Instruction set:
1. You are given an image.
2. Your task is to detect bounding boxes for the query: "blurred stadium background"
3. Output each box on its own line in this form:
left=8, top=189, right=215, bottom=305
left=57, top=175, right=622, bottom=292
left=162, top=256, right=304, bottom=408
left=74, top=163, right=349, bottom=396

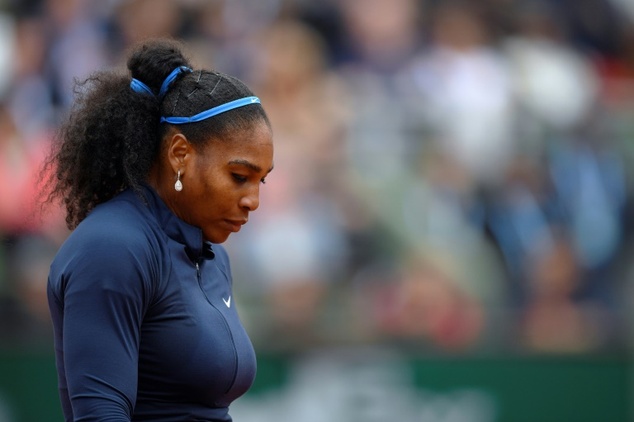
left=0, top=0, right=633, bottom=420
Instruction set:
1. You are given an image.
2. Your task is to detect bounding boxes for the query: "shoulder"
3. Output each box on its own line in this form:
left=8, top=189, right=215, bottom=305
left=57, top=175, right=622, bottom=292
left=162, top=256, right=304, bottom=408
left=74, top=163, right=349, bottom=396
left=69, top=192, right=158, bottom=254
left=50, top=191, right=167, bottom=292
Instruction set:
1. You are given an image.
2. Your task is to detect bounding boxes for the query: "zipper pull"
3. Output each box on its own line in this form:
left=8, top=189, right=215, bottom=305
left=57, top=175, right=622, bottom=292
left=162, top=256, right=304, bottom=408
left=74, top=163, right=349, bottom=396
left=195, top=262, right=200, bottom=278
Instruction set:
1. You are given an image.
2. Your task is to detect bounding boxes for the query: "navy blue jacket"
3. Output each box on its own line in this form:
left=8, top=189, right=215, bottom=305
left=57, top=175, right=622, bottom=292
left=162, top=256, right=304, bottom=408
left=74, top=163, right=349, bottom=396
left=47, top=185, right=256, bottom=421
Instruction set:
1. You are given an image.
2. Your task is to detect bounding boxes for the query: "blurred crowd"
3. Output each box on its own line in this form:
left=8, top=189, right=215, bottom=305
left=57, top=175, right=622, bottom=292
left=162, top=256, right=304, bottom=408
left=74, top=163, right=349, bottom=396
left=1, top=0, right=634, bottom=356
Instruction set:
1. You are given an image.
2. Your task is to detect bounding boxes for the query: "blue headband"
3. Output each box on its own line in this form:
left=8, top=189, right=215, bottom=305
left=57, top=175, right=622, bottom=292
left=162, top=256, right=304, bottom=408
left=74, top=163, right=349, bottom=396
left=158, top=66, right=192, bottom=98
left=130, top=78, right=153, bottom=96
left=130, top=66, right=193, bottom=98
left=161, top=96, right=261, bottom=124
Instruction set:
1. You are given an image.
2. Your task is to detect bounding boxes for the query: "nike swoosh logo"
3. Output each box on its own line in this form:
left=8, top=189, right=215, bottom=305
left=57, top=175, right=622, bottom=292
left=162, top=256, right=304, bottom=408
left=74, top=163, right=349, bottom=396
left=223, top=296, right=231, bottom=308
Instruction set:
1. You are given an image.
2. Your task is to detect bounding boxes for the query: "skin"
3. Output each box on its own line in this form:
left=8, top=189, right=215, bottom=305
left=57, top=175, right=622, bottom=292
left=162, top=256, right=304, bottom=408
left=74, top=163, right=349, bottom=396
left=148, top=119, right=274, bottom=243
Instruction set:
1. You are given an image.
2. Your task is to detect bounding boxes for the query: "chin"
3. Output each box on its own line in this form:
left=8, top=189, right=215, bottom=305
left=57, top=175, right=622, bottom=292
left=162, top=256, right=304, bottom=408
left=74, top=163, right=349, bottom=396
left=206, top=233, right=230, bottom=244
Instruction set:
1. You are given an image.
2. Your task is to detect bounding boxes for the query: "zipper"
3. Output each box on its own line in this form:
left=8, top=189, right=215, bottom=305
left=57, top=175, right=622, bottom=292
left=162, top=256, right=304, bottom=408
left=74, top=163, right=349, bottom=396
left=194, top=260, right=239, bottom=394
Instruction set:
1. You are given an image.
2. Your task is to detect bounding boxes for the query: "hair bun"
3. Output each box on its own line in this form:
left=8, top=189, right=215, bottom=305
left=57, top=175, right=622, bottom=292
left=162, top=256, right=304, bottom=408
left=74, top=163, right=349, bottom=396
left=127, top=39, right=192, bottom=95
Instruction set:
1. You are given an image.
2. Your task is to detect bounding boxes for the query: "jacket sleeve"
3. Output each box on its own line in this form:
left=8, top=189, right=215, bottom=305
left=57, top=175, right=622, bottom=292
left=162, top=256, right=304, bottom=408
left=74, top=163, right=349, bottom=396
left=49, top=225, right=157, bottom=422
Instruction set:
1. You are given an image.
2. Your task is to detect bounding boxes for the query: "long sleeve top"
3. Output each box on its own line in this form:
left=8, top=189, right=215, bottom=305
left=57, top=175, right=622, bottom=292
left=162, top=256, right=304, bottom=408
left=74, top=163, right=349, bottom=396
left=47, top=185, right=257, bottom=421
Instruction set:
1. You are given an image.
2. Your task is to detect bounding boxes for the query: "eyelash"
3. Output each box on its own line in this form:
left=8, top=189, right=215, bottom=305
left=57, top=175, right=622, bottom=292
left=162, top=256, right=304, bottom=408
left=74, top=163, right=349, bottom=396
left=232, top=174, right=267, bottom=184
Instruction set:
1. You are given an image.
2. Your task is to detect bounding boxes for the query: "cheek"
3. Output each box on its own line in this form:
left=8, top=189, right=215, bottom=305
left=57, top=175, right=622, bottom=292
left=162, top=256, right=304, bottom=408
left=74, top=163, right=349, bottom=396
left=191, top=175, right=233, bottom=216
left=195, top=182, right=237, bottom=243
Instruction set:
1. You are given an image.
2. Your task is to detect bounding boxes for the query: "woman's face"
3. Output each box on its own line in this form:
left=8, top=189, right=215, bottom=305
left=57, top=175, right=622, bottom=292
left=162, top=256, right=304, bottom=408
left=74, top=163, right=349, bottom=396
left=177, top=119, right=274, bottom=243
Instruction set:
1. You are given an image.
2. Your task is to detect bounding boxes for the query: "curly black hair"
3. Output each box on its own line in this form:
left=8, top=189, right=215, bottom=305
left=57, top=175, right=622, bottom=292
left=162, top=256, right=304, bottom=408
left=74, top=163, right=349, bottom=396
left=43, top=38, right=269, bottom=230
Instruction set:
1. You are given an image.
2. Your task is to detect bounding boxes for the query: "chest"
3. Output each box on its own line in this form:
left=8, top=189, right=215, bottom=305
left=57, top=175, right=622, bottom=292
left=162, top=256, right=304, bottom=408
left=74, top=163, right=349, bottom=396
left=136, top=243, right=256, bottom=407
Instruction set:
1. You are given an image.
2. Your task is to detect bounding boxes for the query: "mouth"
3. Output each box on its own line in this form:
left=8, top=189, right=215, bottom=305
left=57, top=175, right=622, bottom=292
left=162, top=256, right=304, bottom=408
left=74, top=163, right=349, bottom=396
left=224, top=219, right=247, bottom=232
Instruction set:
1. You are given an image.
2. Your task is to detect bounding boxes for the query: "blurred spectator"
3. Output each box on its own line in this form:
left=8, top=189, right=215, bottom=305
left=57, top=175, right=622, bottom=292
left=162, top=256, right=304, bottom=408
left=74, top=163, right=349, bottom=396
left=592, top=21, right=634, bottom=131
left=112, top=0, right=185, bottom=55
left=408, top=0, right=515, bottom=187
left=485, top=154, right=558, bottom=306
left=0, top=103, right=55, bottom=236
left=337, top=0, right=423, bottom=72
left=503, top=2, right=600, bottom=136
left=185, top=0, right=286, bottom=76
left=365, top=256, right=487, bottom=351
left=43, top=0, right=109, bottom=109
left=6, top=15, right=54, bottom=141
left=521, top=232, right=609, bottom=352
left=548, top=133, right=626, bottom=307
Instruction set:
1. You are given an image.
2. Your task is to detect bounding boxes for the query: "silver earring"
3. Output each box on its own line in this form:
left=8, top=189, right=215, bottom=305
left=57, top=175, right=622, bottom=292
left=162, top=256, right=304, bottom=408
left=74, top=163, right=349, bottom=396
left=175, top=170, right=183, bottom=192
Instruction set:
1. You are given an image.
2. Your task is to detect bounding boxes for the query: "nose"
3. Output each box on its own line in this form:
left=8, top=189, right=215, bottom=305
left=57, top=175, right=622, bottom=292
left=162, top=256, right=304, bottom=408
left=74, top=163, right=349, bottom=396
left=239, top=187, right=260, bottom=212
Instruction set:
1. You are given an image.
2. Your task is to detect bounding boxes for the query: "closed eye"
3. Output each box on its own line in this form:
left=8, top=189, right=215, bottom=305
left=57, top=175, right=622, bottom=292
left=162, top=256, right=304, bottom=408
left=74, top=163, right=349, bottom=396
left=232, top=174, right=247, bottom=183
left=232, top=174, right=267, bottom=185
left=228, top=159, right=273, bottom=186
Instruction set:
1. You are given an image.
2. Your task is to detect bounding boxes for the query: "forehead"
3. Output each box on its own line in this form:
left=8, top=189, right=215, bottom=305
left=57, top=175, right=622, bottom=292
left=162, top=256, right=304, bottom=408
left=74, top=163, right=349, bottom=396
left=202, top=120, right=273, bottom=164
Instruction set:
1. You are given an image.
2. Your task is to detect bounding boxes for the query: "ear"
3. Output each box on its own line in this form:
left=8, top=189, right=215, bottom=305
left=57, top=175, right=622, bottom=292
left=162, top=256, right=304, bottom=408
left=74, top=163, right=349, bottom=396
left=166, top=132, right=193, bottom=175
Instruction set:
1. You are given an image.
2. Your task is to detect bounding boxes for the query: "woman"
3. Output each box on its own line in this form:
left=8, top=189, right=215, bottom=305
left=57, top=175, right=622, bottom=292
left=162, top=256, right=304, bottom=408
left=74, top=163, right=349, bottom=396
left=44, top=39, right=274, bottom=421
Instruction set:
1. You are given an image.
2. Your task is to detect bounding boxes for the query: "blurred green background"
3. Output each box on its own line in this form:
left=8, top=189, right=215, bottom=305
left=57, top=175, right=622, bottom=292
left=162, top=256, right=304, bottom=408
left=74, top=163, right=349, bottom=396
left=1, top=0, right=633, bottom=420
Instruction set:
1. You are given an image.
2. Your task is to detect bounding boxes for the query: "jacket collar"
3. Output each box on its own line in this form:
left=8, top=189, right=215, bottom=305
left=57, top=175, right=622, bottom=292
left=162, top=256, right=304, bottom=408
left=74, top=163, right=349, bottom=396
left=140, top=184, right=215, bottom=261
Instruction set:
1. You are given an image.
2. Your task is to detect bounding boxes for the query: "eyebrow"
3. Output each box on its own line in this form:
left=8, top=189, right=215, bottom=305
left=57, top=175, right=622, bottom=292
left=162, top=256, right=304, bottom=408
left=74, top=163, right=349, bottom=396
left=228, top=159, right=274, bottom=174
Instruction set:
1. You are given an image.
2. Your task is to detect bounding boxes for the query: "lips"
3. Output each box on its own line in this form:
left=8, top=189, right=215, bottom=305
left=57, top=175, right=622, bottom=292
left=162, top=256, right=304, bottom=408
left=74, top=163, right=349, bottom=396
left=224, top=219, right=247, bottom=232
